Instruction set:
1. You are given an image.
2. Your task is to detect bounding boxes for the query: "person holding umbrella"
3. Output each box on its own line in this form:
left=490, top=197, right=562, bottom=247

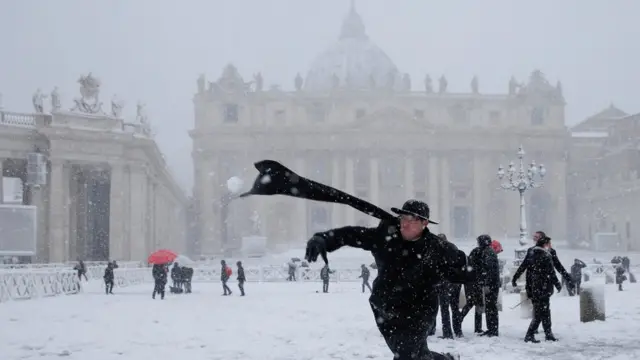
left=148, top=249, right=177, bottom=300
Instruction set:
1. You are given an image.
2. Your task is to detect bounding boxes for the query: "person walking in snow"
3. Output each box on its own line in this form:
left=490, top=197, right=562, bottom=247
left=359, top=264, right=372, bottom=293
left=512, top=235, right=561, bottom=343
left=103, top=262, right=115, bottom=294
left=221, top=260, right=232, bottom=295
left=152, top=264, right=167, bottom=300
left=236, top=261, right=246, bottom=296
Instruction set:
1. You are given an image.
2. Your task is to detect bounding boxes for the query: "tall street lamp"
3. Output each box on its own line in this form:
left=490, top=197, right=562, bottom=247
left=497, top=145, right=546, bottom=264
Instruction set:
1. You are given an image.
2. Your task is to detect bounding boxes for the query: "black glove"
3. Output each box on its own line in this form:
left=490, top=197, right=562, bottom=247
left=305, top=235, right=328, bottom=264
left=556, top=283, right=562, bottom=292
left=511, top=281, right=518, bottom=289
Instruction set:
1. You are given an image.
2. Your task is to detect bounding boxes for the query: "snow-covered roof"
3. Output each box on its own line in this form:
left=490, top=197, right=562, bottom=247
left=571, top=131, right=608, bottom=138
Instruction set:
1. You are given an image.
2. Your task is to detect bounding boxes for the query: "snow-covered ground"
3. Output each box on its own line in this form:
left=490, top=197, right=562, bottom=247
left=1, top=279, right=639, bottom=360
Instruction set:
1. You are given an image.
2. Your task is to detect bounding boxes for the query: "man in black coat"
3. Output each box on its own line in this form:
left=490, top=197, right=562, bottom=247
left=359, top=264, right=372, bottom=293
left=103, top=262, right=115, bottom=295
left=237, top=261, right=246, bottom=296
left=463, top=234, right=501, bottom=337
left=512, top=236, right=561, bottom=343
left=533, top=231, right=572, bottom=285
left=306, top=200, right=464, bottom=360
left=434, top=233, right=466, bottom=339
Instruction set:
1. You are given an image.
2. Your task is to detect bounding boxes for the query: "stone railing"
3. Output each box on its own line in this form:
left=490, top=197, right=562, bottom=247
left=0, top=111, right=37, bottom=128
left=0, top=269, right=80, bottom=302
left=0, top=261, right=144, bottom=270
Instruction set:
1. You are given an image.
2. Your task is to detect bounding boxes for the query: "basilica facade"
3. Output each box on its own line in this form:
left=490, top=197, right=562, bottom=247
left=190, top=4, right=569, bottom=255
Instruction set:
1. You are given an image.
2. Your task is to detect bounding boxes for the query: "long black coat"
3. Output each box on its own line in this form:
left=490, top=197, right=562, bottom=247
left=316, top=218, right=467, bottom=316
left=468, top=245, right=501, bottom=289
left=512, top=247, right=560, bottom=300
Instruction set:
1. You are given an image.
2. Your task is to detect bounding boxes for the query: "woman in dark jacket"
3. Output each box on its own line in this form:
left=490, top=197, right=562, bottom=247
left=512, top=236, right=561, bottom=343
left=152, top=264, right=167, bottom=300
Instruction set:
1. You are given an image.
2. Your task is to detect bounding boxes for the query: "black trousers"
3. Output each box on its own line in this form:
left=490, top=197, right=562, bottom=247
left=460, top=286, right=499, bottom=334
left=483, top=286, right=500, bottom=335
left=362, top=278, right=372, bottom=293
left=238, top=280, right=245, bottom=295
left=439, top=284, right=462, bottom=337
left=528, top=296, right=552, bottom=337
left=222, top=280, right=232, bottom=294
left=104, top=280, right=114, bottom=294
left=460, top=287, right=484, bottom=333
left=371, top=302, right=451, bottom=360
left=153, top=280, right=165, bottom=299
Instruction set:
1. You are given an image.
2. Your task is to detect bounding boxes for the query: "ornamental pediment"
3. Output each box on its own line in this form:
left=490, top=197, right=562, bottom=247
left=342, top=106, right=434, bottom=132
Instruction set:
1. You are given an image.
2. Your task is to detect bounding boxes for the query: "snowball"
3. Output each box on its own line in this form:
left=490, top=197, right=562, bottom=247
left=226, top=176, right=244, bottom=194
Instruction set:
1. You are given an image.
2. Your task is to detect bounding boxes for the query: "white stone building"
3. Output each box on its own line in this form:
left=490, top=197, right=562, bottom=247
left=191, top=4, right=569, bottom=255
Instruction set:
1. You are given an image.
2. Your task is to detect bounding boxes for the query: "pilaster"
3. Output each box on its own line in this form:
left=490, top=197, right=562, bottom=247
left=48, top=159, right=70, bottom=263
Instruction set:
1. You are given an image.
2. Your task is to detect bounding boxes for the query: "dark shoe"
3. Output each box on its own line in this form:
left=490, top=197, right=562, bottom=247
left=438, top=334, right=454, bottom=340
left=444, top=353, right=460, bottom=360
left=455, top=332, right=464, bottom=338
left=474, top=329, right=485, bottom=334
left=545, top=334, right=558, bottom=342
left=480, top=330, right=499, bottom=337
left=524, top=335, right=540, bottom=343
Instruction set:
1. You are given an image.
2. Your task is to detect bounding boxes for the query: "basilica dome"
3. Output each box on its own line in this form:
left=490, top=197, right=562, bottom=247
left=303, top=3, right=402, bottom=92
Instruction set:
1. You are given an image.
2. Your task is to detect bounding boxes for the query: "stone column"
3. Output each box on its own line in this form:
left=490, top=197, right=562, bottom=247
left=473, top=156, right=490, bottom=235
left=552, top=160, right=568, bottom=241
left=428, top=156, right=439, bottom=219
left=293, top=158, right=307, bottom=240
left=68, top=167, right=78, bottom=260
left=439, top=157, right=451, bottom=236
left=344, top=157, right=355, bottom=225
left=369, top=158, right=379, bottom=226
left=405, top=156, right=414, bottom=199
left=0, top=158, right=4, bottom=204
left=48, top=160, right=70, bottom=263
left=31, top=184, right=49, bottom=263
left=146, top=177, right=157, bottom=253
left=129, top=167, right=148, bottom=261
left=109, top=163, right=126, bottom=260
left=200, top=158, right=218, bottom=255
left=331, top=157, right=342, bottom=227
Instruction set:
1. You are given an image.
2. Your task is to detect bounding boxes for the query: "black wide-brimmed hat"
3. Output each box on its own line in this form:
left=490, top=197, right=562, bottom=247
left=391, top=199, right=439, bottom=225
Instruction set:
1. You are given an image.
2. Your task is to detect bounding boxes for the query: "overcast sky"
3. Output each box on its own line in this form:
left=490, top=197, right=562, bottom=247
left=1, top=0, right=638, bottom=191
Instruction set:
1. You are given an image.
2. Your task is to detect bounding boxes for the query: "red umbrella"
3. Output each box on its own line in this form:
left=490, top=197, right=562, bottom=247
left=491, top=240, right=503, bottom=254
left=148, top=249, right=178, bottom=264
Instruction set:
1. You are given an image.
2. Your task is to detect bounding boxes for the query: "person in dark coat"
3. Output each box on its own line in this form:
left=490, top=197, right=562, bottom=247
left=221, top=260, right=232, bottom=295
left=359, top=264, right=372, bottom=293
left=615, top=264, right=626, bottom=291
left=512, top=235, right=561, bottom=343
left=534, top=231, right=572, bottom=286
left=103, top=262, right=115, bottom=294
left=570, top=259, right=587, bottom=295
left=305, top=200, right=464, bottom=360
left=433, top=233, right=465, bottom=339
left=181, top=266, right=193, bottom=293
left=152, top=264, right=167, bottom=300
left=622, top=256, right=630, bottom=271
left=320, top=264, right=334, bottom=293
left=461, top=234, right=501, bottom=337
left=74, top=260, right=88, bottom=282
left=171, top=263, right=183, bottom=290
left=237, top=261, right=246, bottom=296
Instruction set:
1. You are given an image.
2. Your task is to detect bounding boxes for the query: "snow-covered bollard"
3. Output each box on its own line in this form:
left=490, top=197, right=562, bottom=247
left=497, top=289, right=503, bottom=312
left=580, top=284, right=605, bottom=323
left=519, top=292, right=533, bottom=319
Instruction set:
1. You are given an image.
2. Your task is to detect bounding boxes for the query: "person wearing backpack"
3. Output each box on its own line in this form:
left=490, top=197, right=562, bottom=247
left=221, top=260, right=232, bottom=295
